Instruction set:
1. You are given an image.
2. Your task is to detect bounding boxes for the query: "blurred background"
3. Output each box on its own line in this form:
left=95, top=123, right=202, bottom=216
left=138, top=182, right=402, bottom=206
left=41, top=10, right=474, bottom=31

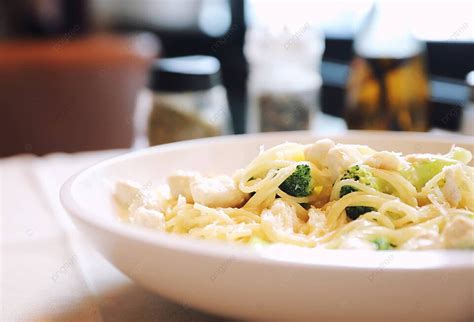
left=1, top=0, right=473, bottom=157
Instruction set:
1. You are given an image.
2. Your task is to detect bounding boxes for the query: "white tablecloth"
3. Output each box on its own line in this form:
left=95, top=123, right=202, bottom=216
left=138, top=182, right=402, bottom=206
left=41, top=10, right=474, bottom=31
left=0, top=115, right=348, bottom=321
left=3, top=111, right=470, bottom=321
left=1, top=151, right=234, bottom=322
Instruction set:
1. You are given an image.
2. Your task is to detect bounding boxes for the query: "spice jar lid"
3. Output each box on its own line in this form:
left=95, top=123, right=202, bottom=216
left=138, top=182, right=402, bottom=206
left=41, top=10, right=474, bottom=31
left=149, top=55, right=221, bottom=92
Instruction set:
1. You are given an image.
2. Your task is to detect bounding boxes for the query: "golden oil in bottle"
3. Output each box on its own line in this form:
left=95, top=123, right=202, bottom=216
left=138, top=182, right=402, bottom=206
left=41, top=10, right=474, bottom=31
left=345, top=2, right=430, bottom=131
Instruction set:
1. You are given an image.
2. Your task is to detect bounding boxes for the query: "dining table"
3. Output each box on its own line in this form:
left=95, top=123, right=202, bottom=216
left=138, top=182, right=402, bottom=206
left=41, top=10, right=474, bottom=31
left=4, top=113, right=464, bottom=321
left=1, top=146, right=244, bottom=321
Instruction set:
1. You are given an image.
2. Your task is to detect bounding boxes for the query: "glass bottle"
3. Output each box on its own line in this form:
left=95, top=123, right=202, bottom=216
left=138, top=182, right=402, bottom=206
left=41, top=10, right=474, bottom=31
left=345, top=2, right=430, bottom=131
left=461, top=71, right=474, bottom=135
left=245, top=25, right=324, bottom=132
left=145, top=55, right=232, bottom=146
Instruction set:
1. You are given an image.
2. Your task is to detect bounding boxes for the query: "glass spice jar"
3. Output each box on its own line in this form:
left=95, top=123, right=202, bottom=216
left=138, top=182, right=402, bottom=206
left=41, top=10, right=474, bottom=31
left=244, top=25, right=324, bottom=133
left=145, top=55, right=232, bottom=146
left=461, top=71, right=474, bottom=135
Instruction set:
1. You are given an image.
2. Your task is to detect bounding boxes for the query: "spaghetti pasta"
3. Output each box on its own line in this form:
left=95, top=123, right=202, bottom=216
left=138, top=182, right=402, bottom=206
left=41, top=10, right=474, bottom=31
left=114, top=139, right=474, bottom=250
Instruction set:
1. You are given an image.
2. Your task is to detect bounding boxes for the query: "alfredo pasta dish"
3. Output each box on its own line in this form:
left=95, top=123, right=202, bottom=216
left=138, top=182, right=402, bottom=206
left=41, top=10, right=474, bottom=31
left=114, top=139, right=474, bottom=250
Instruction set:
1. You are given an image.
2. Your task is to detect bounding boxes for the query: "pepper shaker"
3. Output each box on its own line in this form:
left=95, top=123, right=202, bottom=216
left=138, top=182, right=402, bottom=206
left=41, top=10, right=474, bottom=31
left=145, top=55, right=232, bottom=145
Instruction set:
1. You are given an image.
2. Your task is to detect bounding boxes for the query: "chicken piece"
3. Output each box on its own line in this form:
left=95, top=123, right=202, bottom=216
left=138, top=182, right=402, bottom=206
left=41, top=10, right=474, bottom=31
left=131, top=207, right=166, bottom=230
left=306, top=207, right=328, bottom=237
left=260, top=199, right=315, bottom=246
left=442, top=215, right=474, bottom=249
left=167, top=170, right=200, bottom=202
left=115, top=180, right=161, bottom=210
left=326, top=144, right=374, bottom=180
left=115, top=180, right=145, bottom=208
left=305, top=139, right=376, bottom=181
left=115, top=180, right=164, bottom=227
left=404, top=154, right=433, bottom=163
left=304, top=138, right=335, bottom=168
left=441, top=165, right=462, bottom=207
left=267, top=199, right=299, bottom=232
left=399, top=231, right=443, bottom=250
left=364, top=151, right=404, bottom=171
left=405, top=146, right=472, bottom=164
left=190, top=175, right=249, bottom=208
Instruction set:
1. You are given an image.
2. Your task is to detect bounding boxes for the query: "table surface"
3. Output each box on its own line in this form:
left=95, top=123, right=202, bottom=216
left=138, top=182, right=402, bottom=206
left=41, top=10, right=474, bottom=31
left=3, top=114, right=465, bottom=321
left=1, top=113, right=349, bottom=321
left=1, top=149, right=241, bottom=322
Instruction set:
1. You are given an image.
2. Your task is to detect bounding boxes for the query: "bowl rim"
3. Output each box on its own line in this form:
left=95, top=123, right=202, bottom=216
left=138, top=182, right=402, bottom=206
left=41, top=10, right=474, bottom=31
left=60, top=131, right=474, bottom=271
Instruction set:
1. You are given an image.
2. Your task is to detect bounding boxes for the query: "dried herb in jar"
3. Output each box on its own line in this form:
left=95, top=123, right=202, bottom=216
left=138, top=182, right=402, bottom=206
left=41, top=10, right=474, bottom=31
left=259, top=93, right=311, bottom=132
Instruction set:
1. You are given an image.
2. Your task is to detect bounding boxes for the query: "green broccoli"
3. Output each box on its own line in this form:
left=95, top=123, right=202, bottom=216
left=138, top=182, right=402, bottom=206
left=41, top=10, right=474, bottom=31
left=279, top=164, right=313, bottom=197
left=401, top=147, right=472, bottom=191
left=341, top=165, right=378, bottom=187
left=339, top=165, right=378, bottom=220
left=401, top=159, right=455, bottom=191
left=372, top=237, right=394, bottom=250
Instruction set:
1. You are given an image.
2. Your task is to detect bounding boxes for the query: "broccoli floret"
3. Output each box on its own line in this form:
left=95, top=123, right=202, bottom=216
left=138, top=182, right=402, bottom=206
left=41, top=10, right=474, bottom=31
left=445, top=146, right=472, bottom=164
left=345, top=205, right=375, bottom=220
left=346, top=206, right=375, bottom=220
left=339, top=165, right=377, bottom=220
left=341, top=165, right=378, bottom=188
left=401, top=147, right=472, bottom=191
left=401, top=160, right=454, bottom=191
left=372, top=237, right=394, bottom=250
left=279, top=164, right=313, bottom=197
left=339, top=185, right=357, bottom=196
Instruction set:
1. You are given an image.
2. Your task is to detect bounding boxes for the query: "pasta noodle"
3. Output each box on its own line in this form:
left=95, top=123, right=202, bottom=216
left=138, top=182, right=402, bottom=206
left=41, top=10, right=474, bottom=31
left=115, top=139, right=474, bottom=250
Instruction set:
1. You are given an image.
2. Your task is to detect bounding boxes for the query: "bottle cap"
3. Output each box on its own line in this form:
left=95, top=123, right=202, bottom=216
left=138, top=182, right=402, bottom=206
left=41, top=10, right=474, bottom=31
left=149, top=55, right=221, bottom=92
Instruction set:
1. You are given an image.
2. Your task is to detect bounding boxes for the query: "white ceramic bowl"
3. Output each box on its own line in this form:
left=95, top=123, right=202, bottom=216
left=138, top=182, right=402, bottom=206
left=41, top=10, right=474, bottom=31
left=60, top=131, right=474, bottom=322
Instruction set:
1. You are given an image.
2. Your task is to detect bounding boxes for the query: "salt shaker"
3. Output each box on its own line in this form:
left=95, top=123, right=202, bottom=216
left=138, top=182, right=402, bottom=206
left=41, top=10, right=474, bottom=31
left=244, top=25, right=324, bottom=132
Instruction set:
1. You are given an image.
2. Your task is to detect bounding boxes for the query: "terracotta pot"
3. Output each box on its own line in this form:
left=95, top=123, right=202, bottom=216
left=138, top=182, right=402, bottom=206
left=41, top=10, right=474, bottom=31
left=0, top=33, right=158, bottom=156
